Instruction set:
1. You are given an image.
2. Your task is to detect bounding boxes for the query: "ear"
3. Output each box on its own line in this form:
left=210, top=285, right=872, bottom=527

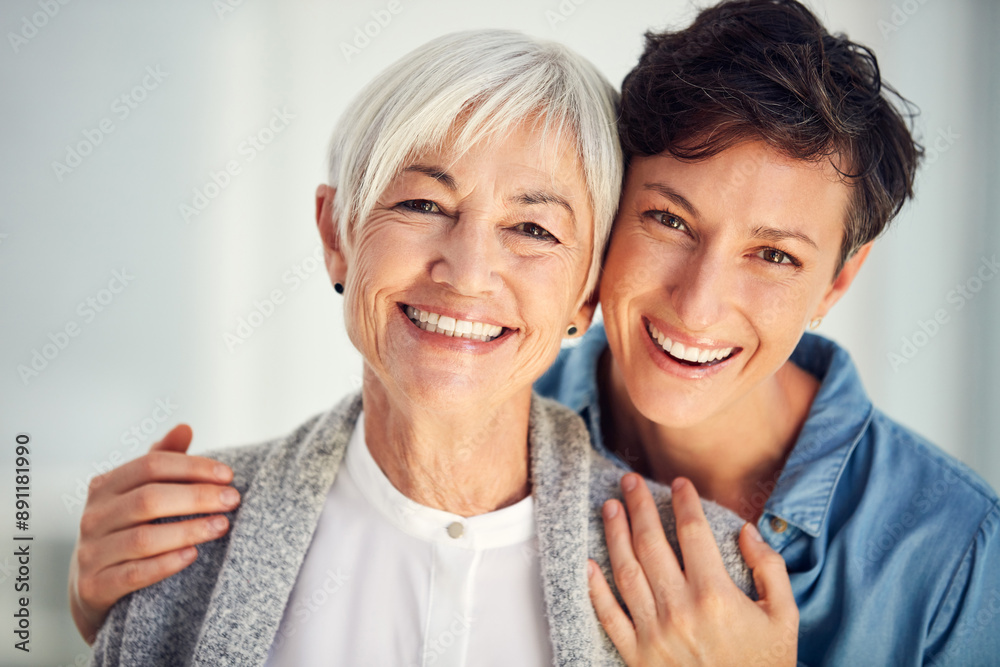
left=813, top=241, right=873, bottom=320
left=567, top=283, right=601, bottom=337
left=315, top=184, right=348, bottom=286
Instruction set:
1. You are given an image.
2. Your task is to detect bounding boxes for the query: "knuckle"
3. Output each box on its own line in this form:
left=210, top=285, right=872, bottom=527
left=87, top=473, right=107, bottom=494
left=632, top=531, right=663, bottom=563
left=136, top=455, right=160, bottom=479
left=614, top=563, right=645, bottom=593
left=76, top=543, right=95, bottom=570
left=131, top=487, right=159, bottom=517
left=79, top=510, right=100, bottom=537
left=77, top=577, right=98, bottom=606
left=675, top=513, right=708, bottom=536
left=121, top=561, right=146, bottom=589
left=129, top=525, right=154, bottom=553
left=694, top=588, right=727, bottom=617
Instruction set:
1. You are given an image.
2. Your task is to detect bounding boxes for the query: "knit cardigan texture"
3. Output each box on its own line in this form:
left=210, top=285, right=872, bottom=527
left=92, top=392, right=753, bottom=666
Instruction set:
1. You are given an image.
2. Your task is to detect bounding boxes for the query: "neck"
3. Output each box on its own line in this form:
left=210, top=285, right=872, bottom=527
left=600, top=350, right=818, bottom=522
left=362, top=368, right=533, bottom=517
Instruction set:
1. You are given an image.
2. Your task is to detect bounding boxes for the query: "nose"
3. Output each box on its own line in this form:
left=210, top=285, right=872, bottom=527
left=670, top=250, right=727, bottom=332
left=429, top=217, right=504, bottom=296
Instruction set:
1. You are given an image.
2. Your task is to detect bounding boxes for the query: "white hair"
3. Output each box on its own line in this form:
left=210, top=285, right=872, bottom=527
left=327, top=29, right=622, bottom=296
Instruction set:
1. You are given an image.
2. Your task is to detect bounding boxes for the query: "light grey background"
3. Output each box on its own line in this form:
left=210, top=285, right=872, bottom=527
left=1, top=0, right=997, bottom=664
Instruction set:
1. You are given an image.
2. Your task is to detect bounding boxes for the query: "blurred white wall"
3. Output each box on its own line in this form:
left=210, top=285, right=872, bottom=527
left=1, top=0, right=997, bottom=664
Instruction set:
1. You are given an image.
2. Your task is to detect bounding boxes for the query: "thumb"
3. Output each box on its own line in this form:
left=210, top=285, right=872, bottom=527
left=149, top=423, right=194, bottom=454
left=739, top=522, right=797, bottom=621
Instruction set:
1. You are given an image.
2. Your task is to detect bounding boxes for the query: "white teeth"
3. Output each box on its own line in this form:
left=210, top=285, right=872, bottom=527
left=405, top=306, right=504, bottom=342
left=646, top=322, right=734, bottom=365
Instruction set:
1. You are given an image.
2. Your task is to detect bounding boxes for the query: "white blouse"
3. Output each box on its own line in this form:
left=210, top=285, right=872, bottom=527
left=264, top=412, right=552, bottom=667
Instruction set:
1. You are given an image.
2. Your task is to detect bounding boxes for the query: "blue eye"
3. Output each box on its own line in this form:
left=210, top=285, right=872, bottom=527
left=399, top=199, right=441, bottom=213
left=514, top=222, right=558, bottom=242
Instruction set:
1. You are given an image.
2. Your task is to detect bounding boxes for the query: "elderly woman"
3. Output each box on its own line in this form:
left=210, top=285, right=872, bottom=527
left=72, top=30, right=798, bottom=667
left=536, top=1, right=1000, bottom=664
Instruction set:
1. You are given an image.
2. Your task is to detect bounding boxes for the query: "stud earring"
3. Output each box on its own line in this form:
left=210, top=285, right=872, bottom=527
left=567, top=324, right=578, bottom=336
left=334, top=282, right=344, bottom=295
left=809, top=317, right=822, bottom=330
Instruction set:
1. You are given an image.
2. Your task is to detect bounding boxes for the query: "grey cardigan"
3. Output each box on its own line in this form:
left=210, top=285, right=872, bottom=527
left=92, top=392, right=753, bottom=666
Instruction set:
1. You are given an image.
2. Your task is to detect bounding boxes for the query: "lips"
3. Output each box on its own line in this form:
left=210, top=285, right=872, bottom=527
left=403, top=305, right=505, bottom=342
left=645, top=320, right=737, bottom=367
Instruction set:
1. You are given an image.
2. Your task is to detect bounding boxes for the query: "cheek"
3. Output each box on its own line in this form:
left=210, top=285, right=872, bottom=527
left=733, top=276, right=817, bottom=351
left=601, top=236, right=676, bottom=318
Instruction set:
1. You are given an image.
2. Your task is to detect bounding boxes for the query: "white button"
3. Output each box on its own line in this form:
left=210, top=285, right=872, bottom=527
left=446, top=521, right=464, bottom=538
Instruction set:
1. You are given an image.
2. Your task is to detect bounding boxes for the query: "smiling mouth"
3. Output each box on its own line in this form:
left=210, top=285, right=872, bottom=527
left=646, top=320, right=738, bottom=367
left=403, top=305, right=506, bottom=342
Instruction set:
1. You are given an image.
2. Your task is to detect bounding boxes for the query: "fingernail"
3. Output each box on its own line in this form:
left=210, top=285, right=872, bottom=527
left=587, top=560, right=597, bottom=578
left=671, top=477, right=687, bottom=494
left=214, top=464, right=232, bottom=481
left=181, top=546, right=198, bottom=561
left=621, top=474, right=637, bottom=493
left=221, top=488, right=240, bottom=507
left=746, top=522, right=764, bottom=542
left=209, top=516, right=228, bottom=532
left=603, top=500, right=618, bottom=519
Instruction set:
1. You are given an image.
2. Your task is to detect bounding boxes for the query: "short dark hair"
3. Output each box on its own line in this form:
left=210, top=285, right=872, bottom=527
left=618, top=0, right=923, bottom=270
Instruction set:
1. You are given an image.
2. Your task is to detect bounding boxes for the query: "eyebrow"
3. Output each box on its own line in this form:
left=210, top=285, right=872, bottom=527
left=512, top=190, right=574, bottom=217
left=404, top=164, right=574, bottom=218
left=643, top=182, right=700, bottom=218
left=403, top=164, right=457, bottom=191
left=644, top=181, right=818, bottom=250
left=750, top=226, right=818, bottom=250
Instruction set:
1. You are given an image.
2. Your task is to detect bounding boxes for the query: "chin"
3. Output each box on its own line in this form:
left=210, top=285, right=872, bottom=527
left=626, top=373, right=725, bottom=431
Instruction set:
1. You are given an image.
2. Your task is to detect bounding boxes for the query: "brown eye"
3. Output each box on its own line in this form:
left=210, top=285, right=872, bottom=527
left=514, top=222, right=557, bottom=242
left=400, top=199, right=441, bottom=213
left=757, top=248, right=794, bottom=265
left=647, top=211, right=688, bottom=232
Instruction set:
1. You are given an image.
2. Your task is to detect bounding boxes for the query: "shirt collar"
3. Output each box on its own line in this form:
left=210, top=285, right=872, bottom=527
left=765, top=333, right=874, bottom=537
left=344, top=411, right=537, bottom=550
left=546, top=325, right=873, bottom=538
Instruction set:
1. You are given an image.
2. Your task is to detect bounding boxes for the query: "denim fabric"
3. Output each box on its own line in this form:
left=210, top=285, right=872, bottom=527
left=536, top=323, right=1000, bottom=665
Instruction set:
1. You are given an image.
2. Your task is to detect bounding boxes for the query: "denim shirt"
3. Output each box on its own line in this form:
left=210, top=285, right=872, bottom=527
left=535, top=323, right=1000, bottom=665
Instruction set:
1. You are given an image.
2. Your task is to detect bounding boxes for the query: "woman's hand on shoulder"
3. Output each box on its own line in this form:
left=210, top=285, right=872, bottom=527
left=588, top=474, right=798, bottom=666
left=68, top=424, right=241, bottom=645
